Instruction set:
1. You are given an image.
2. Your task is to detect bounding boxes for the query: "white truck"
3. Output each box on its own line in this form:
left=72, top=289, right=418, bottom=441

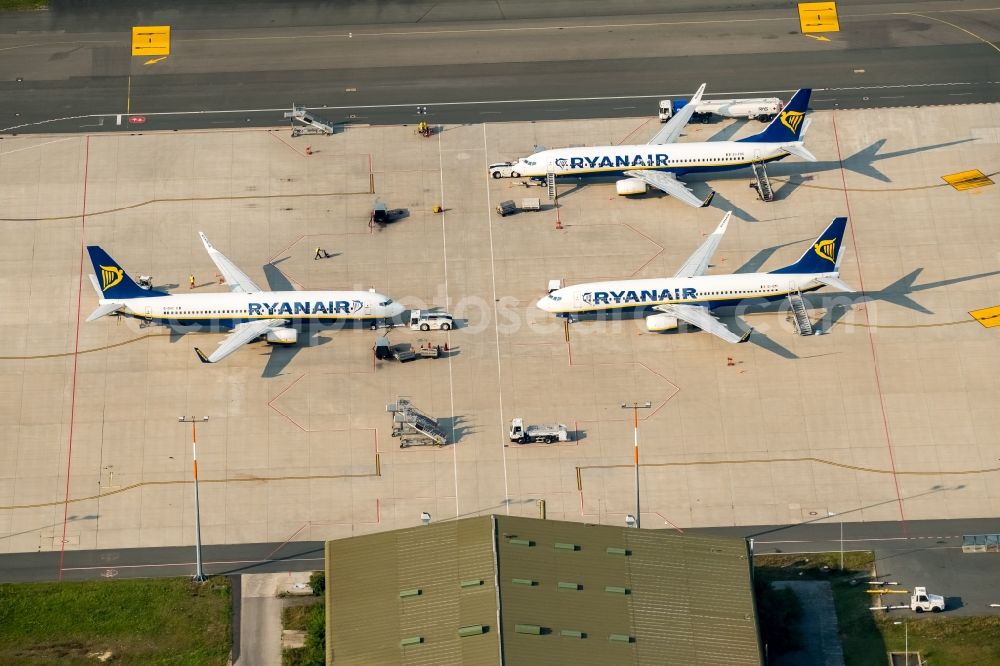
left=509, top=418, right=569, bottom=444
left=658, top=97, right=783, bottom=123
left=409, top=310, right=454, bottom=331
left=910, top=587, right=945, bottom=613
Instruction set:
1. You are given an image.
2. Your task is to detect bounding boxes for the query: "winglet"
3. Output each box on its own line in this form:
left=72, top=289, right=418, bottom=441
left=739, top=328, right=753, bottom=343
left=198, top=231, right=216, bottom=253
left=700, top=190, right=716, bottom=208
left=713, top=211, right=732, bottom=235
left=194, top=347, right=212, bottom=364
left=690, top=82, right=707, bottom=105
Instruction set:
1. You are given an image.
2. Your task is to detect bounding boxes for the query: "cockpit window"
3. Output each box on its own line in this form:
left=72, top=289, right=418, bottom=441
left=379, top=299, right=393, bottom=306
left=548, top=294, right=562, bottom=301
left=524, top=160, right=537, bottom=166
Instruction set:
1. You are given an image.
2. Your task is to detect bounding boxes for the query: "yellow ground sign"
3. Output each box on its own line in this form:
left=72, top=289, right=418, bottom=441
left=942, top=169, right=994, bottom=191
left=132, top=26, right=170, bottom=56
left=969, top=305, right=1000, bottom=328
left=799, top=2, right=840, bottom=33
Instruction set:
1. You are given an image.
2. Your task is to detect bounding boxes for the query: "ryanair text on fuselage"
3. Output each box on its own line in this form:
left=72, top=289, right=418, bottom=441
left=555, top=153, right=671, bottom=170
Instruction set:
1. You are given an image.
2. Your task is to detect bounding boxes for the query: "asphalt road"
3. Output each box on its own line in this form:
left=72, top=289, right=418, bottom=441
left=1, top=1, right=998, bottom=133
left=1, top=519, right=996, bottom=615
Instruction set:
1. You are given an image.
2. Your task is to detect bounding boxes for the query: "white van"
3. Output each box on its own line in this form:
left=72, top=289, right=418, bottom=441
left=409, top=310, right=454, bottom=331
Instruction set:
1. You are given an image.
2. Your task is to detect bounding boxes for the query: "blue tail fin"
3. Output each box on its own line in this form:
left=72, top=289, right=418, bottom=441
left=738, top=89, right=811, bottom=144
left=87, top=246, right=168, bottom=298
left=770, top=217, right=848, bottom=275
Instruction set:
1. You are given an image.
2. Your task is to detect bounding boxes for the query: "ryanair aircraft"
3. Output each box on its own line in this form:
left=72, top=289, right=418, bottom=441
left=490, top=86, right=814, bottom=208
left=86, top=233, right=404, bottom=364
left=537, top=213, right=851, bottom=343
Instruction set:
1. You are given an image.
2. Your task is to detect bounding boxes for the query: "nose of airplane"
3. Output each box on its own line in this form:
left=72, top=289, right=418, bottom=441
left=389, top=302, right=406, bottom=318
left=536, top=295, right=554, bottom=312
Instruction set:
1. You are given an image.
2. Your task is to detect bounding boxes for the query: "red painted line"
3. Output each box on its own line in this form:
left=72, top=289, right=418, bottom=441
left=264, top=522, right=311, bottom=560
left=831, top=112, right=907, bottom=533
left=622, top=223, right=665, bottom=277
left=267, top=373, right=308, bottom=431
left=269, top=131, right=309, bottom=157
left=59, top=136, right=91, bottom=579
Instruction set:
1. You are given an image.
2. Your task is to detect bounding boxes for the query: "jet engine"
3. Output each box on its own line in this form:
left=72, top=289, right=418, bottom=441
left=615, top=178, right=647, bottom=196
left=266, top=328, right=298, bottom=345
left=645, top=313, right=679, bottom=332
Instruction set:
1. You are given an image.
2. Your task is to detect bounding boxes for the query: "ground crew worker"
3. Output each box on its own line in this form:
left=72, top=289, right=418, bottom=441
left=189, top=274, right=195, bottom=289
left=314, top=247, right=331, bottom=260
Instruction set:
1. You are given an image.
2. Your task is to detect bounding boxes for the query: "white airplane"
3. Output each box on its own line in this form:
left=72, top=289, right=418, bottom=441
left=86, top=233, right=405, bottom=364
left=489, top=86, right=815, bottom=208
left=537, top=213, right=851, bottom=343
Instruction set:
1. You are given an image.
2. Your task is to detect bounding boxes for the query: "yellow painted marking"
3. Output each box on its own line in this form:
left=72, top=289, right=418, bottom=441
left=131, top=25, right=170, bottom=56
left=144, top=55, right=168, bottom=65
left=805, top=34, right=831, bottom=41
left=799, top=2, right=840, bottom=33
left=942, top=169, right=994, bottom=191
left=969, top=305, right=1000, bottom=328
left=905, top=12, right=1000, bottom=56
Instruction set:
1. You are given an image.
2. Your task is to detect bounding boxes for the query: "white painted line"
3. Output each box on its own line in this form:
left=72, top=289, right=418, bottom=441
left=854, top=69, right=866, bottom=73
left=2, top=81, right=985, bottom=133
left=0, top=136, right=76, bottom=156
left=116, top=114, right=121, bottom=125
left=482, top=123, right=511, bottom=514
left=437, top=131, right=460, bottom=519
left=62, top=556, right=325, bottom=571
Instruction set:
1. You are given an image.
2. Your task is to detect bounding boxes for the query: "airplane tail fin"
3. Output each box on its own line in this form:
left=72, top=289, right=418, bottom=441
left=738, top=89, right=811, bottom=144
left=770, top=217, right=848, bottom=275
left=86, top=246, right=168, bottom=299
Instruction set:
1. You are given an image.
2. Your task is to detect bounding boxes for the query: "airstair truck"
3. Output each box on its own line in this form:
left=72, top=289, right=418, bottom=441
left=509, top=418, right=569, bottom=444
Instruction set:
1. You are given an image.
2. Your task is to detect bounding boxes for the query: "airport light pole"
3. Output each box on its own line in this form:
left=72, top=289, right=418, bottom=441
left=179, top=416, right=210, bottom=582
left=621, top=402, right=651, bottom=529
left=893, top=620, right=908, bottom=666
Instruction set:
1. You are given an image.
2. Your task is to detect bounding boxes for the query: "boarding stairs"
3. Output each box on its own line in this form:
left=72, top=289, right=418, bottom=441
left=546, top=167, right=556, bottom=201
left=386, top=398, right=447, bottom=447
left=284, top=104, right=336, bottom=137
left=750, top=157, right=774, bottom=202
left=787, top=290, right=813, bottom=335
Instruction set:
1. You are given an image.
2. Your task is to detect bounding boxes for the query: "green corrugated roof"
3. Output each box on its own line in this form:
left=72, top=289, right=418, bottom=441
left=326, top=515, right=762, bottom=665
left=496, top=516, right=761, bottom=665
left=326, top=517, right=499, bottom=665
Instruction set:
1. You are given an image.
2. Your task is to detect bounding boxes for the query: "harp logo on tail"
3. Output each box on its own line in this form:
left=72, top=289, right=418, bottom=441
left=100, top=265, right=124, bottom=291
left=814, top=239, right=836, bottom=263
left=780, top=110, right=805, bottom=134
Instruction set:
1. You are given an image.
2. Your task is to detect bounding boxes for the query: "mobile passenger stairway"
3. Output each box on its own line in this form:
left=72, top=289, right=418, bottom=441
left=386, top=398, right=447, bottom=448
left=750, top=158, right=774, bottom=202
left=284, top=105, right=336, bottom=137
left=787, top=290, right=813, bottom=335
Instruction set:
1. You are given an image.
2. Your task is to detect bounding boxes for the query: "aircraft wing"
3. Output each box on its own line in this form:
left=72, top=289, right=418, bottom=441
left=647, top=83, right=706, bottom=145
left=673, top=211, right=732, bottom=278
left=656, top=303, right=750, bottom=344
left=194, top=319, right=288, bottom=364
left=623, top=170, right=714, bottom=208
left=199, top=232, right=263, bottom=294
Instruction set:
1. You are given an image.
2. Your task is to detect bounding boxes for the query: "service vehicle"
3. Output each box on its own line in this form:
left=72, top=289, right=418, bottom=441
left=489, top=162, right=520, bottom=178
left=409, top=310, right=454, bottom=331
left=658, top=97, right=783, bottom=122
left=509, top=418, right=569, bottom=444
left=910, top=587, right=945, bottom=613
left=521, top=197, right=541, bottom=212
